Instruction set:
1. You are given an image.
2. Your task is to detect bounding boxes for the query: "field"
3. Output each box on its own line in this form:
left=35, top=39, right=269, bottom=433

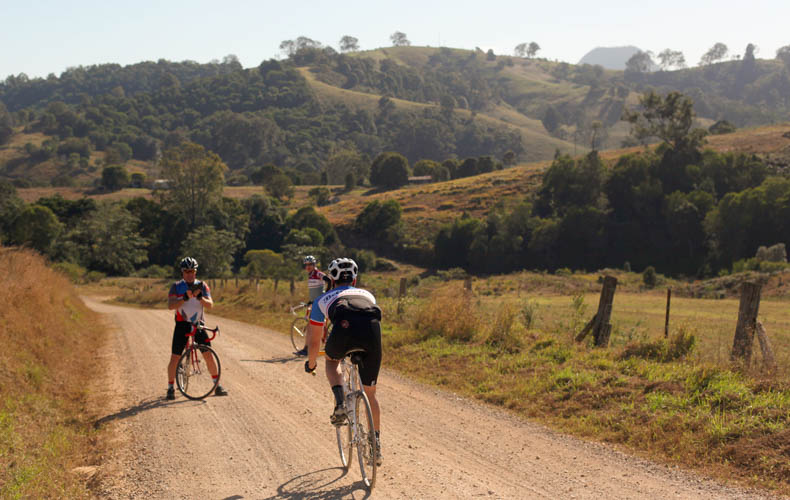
left=102, top=265, right=790, bottom=494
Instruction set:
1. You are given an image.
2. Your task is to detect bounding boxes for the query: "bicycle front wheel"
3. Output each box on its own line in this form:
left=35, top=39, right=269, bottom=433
left=354, top=391, right=377, bottom=490
left=335, top=412, right=353, bottom=470
left=176, top=345, right=221, bottom=400
left=290, top=317, right=309, bottom=351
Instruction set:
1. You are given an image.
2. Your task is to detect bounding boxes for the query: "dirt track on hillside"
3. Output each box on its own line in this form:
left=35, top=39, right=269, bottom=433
left=85, top=298, right=779, bottom=499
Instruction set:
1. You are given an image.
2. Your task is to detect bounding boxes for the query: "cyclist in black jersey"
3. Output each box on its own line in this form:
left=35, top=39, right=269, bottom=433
left=305, top=258, right=383, bottom=465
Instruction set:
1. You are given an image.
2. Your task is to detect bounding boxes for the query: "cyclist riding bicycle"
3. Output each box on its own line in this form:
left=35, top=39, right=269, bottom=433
left=305, top=258, right=383, bottom=464
left=294, top=255, right=332, bottom=357
left=166, top=257, right=228, bottom=400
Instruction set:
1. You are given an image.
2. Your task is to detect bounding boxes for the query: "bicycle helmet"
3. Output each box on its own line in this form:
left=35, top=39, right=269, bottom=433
left=180, top=257, right=198, bottom=270
left=303, top=255, right=317, bottom=265
left=328, top=258, right=358, bottom=283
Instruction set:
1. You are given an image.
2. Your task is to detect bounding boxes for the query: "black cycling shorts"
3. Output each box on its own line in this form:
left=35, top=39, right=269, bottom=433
left=171, top=321, right=210, bottom=355
left=325, top=316, right=382, bottom=387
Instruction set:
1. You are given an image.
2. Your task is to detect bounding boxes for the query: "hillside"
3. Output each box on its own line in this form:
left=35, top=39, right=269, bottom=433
left=3, top=45, right=790, bottom=189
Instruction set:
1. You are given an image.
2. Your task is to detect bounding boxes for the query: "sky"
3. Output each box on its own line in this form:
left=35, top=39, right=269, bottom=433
left=2, top=0, right=789, bottom=79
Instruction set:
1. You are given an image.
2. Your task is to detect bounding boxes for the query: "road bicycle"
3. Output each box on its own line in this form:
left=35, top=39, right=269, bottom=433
left=289, top=302, right=310, bottom=352
left=175, top=322, right=222, bottom=400
left=317, top=348, right=378, bottom=490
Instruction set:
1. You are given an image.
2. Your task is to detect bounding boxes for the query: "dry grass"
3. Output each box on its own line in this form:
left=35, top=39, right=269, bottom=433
left=0, top=247, right=106, bottom=498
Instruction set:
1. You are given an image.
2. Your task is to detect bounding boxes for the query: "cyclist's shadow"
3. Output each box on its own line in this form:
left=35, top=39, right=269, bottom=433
left=266, top=467, right=372, bottom=499
left=94, top=396, right=205, bottom=428
left=240, top=355, right=302, bottom=364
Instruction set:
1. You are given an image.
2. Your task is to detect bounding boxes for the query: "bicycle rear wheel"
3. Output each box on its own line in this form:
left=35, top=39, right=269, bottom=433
left=354, top=391, right=377, bottom=490
left=176, top=345, right=221, bottom=400
left=290, top=317, right=309, bottom=351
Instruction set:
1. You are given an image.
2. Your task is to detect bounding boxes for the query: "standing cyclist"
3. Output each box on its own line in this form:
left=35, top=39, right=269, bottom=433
left=305, top=258, right=383, bottom=465
left=294, top=255, right=332, bottom=356
left=166, top=257, right=228, bottom=400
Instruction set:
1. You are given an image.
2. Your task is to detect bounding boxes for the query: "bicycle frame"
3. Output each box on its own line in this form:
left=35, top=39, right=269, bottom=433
left=184, top=324, right=219, bottom=374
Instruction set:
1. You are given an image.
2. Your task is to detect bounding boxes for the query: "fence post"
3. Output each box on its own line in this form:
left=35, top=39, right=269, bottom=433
left=235, top=277, right=238, bottom=288
left=576, top=276, right=617, bottom=347
left=755, top=321, right=777, bottom=372
left=664, top=288, right=672, bottom=338
left=731, top=281, right=761, bottom=363
left=255, top=278, right=260, bottom=292
left=397, top=277, right=407, bottom=315
left=463, top=276, right=472, bottom=292
left=290, top=278, right=296, bottom=295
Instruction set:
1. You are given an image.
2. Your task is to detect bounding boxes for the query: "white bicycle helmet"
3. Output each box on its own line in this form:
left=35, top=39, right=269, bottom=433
left=328, top=258, right=358, bottom=283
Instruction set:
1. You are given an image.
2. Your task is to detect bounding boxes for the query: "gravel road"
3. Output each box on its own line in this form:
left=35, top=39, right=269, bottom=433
left=85, top=298, right=779, bottom=499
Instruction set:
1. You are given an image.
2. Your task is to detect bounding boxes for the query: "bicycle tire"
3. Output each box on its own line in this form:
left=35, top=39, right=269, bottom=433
left=354, top=390, right=377, bottom=490
left=335, top=412, right=353, bottom=469
left=290, top=317, right=309, bottom=351
left=176, top=345, right=221, bottom=400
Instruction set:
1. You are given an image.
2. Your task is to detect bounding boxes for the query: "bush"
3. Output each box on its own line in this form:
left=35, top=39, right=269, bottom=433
left=483, top=303, right=524, bottom=352
left=521, top=300, right=539, bottom=329
left=642, top=266, right=657, bottom=288
left=52, top=261, right=88, bottom=283
left=373, top=258, right=398, bottom=272
left=413, top=286, right=480, bottom=342
left=133, top=264, right=173, bottom=279
left=84, top=270, right=106, bottom=283
left=620, top=330, right=696, bottom=362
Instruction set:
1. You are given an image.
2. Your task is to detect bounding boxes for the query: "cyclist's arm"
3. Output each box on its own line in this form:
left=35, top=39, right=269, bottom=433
left=307, top=322, right=323, bottom=369
left=322, top=275, right=332, bottom=291
left=199, top=294, right=213, bottom=310
left=168, top=294, right=186, bottom=310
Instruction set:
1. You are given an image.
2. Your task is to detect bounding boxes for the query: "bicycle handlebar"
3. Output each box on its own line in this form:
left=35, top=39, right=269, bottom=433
left=290, top=302, right=308, bottom=314
left=186, top=324, right=220, bottom=342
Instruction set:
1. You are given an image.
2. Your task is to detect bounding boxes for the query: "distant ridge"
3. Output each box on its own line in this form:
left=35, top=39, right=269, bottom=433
left=578, top=46, right=642, bottom=70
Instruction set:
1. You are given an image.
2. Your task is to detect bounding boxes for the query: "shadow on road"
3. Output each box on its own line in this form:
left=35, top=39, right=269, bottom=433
left=240, top=356, right=300, bottom=365
left=264, top=467, right=371, bottom=500
left=94, top=396, right=204, bottom=428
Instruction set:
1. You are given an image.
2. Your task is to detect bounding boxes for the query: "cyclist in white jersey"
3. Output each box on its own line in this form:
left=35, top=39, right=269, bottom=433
left=294, top=255, right=331, bottom=356
left=305, top=258, right=383, bottom=465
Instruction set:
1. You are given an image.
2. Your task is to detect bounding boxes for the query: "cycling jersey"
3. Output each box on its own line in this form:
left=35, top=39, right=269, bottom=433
left=307, top=269, right=330, bottom=302
left=168, top=279, right=211, bottom=323
left=309, top=286, right=376, bottom=326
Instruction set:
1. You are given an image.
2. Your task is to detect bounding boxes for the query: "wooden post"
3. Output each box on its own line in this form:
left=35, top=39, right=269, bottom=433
left=664, top=288, right=672, bottom=338
left=755, top=321, right=777, bottom=372
left=290, top=278, right=296, bottom=295
left=397, top=277, right=407, bottom=315
left=255, top=278, right=260, bottom=292
left=235, top=277, right=239, bottom=288
left=463, top=277, right=472, bottom=292
left=731, top=282, right=761, bottom=363
left=576, top=276, right=617, bottom=347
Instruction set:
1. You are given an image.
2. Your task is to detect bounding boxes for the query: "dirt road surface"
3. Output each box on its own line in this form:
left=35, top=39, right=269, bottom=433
left=86, top=299, right=778, bottom=499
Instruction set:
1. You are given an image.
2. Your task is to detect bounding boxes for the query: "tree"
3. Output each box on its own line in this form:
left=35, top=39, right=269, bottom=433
left=390, top=31, right=410, bottom=47
left=370, top=152, right=409, bottom=188
left=325, top=149, right=368, bottom=184
left=240, top=249, right=284, bottom=278
left=101, top=165, right=130, bottom=191
left=514, top=43, right=528, bottom=58
left=776, top=45, right=790, bottom=67
left=486, top=49, right=496, bottom=61
left=0, top=180, right=23, bottom=240
left=527, top=42, right=541, bottom=58
left=159, top=142, right=227, bottom=229
left=623, top=91, right=708, bottom=152
left=339, top=35, right=359, bottom=52
left=355, top=199, right=403, bottom=244
left=10, top=205, right=63, bottom=256
left=700, top=43, right=729, bottom=65
left=180, top=225, right=243, bottom=277
left=279, top=40, right=296, bottom=57
left=657, top=49, right=686, bottom=70
left=542, top=105, right=561, bottom=133
left=0, top=100, right=13, bottom=145
left=69, top=202, right=148, bottom=275
left=503, top=151, right=516, bottom=166
left=266, top=174, right=294, bottom=200
left=625, top=51, right=654, bottom=76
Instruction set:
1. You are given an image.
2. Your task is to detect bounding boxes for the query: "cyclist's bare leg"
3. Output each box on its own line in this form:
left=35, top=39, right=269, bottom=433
left=167, top=354, right=180, bottom=382
left=325, top=358, right=343, bottom=386
left=201, top=349, right=219, bottom=377
left=363, top=385, right=381, bottom=431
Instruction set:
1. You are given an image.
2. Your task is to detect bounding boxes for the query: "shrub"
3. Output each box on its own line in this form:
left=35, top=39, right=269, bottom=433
left=620, top=330, right=696, bottom=362
left=413, top=286, right=480, bottom=342
left=134, top=264, right=173, bottom=279
left=642, top=266, right=657, bottom=288
left=483, top=303, right=524, bottom=352
left=52, top=261, right=87, bottom=283
left=521, top=300, right=539, bottom=329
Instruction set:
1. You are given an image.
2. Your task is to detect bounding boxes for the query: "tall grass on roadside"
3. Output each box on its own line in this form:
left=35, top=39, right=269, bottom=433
left=0, top=248, right=104, bottom=499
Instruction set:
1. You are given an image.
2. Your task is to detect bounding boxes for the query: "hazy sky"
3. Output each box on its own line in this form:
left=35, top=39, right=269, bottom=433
left=2, top=0, right=789, bottom=79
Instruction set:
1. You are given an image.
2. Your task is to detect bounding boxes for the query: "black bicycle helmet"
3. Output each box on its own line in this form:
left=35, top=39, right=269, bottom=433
left=180, top=257, right=198, bottom=270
